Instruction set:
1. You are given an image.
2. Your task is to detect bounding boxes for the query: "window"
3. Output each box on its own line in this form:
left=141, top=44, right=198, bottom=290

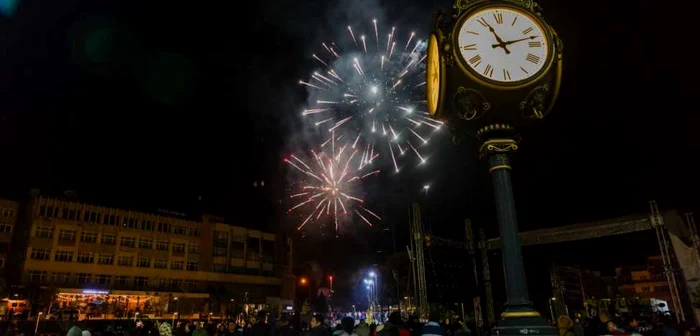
left=35, top=226, right=54, bottom=239
left=54, top=251, right=73, bottom=262
left=80, top=232, right=97, bottom=243
left=27, top=270, right=47, bottom=283
left=117, top=256, right=133, bottom=267
left=58, top=229, right=76, bottom=242
left=172, top=243, right=185, bottom=253
left=140, top=220, right=154, bottom=231
left=0, top=208, right=15, bottom=218
left=138, top=238, right=153, bottom=249
left=101, top=234, right=116, bottom=245
left=186, top=261, right=199, bottom=271
left=75, top=273, right=91, bottom=285
left=137, top=257, right=151, bottom=268
left=231, top=235, right=245, bottom=258
left=173, top=226, right=187, bottom=235
left=156, top=241, right=169, bottom=251
left=39, top=205, right=57, bottom=218
left=103, top=214, right=119, bottom=226
left=0, top=225, right=12, bottom=233
left=61, top=209, right=78, bottom=220
left=212, top=264, right=226, bottom=273
left=82, top=211, right=99, bottom=223
left=188, top=227, right=200, bottom=237
left=214, top=246, right=227, bottom=256
left=184, top=280, right=198, bottom=290
left=154, top=259, right=168, bottom=269
left=188, top=244, right=199, bottom=254
left=96, top=274, right=111, bottom=285
left=0, top=258, right=5, bottom=267
left=170, top=261, right=184, bottom=270
left=262, top=240, right=275, bottom=263
left=115, top=276, right=130, bottom=286
left=51, top=272, right=70, bottom=283
left=30, top=248, right=50, bottom=260
left=157, top=222, right=170, bottom=233
left=170, top=279, right=182, bottom=288
left=98, top=254, right=114, bottom=265
left=134, top=276, right=148, bottom=287
left=215, top=230, right=229, bottom=241
left=641, top=287, right=651, bottom=292
left=123, top=217, right=138, bottom=229
left=76, top=253, right=94, bottom=264
left=120, top=236, right=135, bottom=248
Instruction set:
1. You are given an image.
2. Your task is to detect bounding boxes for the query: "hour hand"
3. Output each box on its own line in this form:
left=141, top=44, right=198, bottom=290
left=492, top=36, right=538, bottom=48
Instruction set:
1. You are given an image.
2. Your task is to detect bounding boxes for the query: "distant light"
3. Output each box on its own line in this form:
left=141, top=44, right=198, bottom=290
left=369, top=271, right=376, bottom=277
left=370, top=86, right=378, bottom=95
left=423, top=185, right=430, bottom=190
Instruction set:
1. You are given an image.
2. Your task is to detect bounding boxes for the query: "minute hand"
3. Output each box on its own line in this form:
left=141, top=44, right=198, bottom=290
left=492, top=36, right=538, bottom=48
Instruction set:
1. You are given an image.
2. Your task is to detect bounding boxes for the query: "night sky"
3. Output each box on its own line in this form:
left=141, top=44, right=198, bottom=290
left=2, top=0, right=700, bottom=307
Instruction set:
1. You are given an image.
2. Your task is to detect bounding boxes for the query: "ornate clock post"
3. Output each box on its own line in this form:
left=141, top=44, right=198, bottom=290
left=426, top=0, right=563, bottom=334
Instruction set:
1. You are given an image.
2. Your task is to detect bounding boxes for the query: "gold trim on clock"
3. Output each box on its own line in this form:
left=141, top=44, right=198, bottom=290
left=426, top=29, right=447, bottom=117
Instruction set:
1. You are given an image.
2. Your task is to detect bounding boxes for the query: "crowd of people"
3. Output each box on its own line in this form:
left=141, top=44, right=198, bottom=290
left=0, top=308, right=693, bottom=336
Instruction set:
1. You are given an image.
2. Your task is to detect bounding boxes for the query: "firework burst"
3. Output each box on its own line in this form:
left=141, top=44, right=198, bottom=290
left=299, top=19, right=445, bottom=174
left=285, top=134, right=381, bottom=233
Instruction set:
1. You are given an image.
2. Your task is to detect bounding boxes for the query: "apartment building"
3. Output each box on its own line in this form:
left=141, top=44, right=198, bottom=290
left=15, top=196, right=294, bottom=316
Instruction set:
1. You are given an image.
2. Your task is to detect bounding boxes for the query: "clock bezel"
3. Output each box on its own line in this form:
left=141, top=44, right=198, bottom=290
left=426, top=29, right=447, bottom=117
left=451, top=2, right=555, bottom=90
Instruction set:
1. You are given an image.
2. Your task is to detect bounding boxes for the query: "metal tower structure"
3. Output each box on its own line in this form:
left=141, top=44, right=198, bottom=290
left=410, top=202, right=429, bottom=319
left=650, top=200, right=685, bottom=322
left=479, top=229, right=495, bottom=326
left=685, top=213, right=700, bottom=264
left=465, top=220, right=484, bottom=336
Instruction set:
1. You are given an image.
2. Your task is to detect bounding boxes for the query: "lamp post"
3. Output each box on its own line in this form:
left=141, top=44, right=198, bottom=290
left=425, top=0, right=563, bottom=334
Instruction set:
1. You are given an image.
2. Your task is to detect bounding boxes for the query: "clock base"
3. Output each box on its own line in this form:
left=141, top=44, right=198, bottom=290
left=491, top=312, right=557, bottom=336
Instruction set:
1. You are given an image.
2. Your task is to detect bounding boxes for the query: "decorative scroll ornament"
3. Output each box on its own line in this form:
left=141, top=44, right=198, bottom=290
left=453, top=0, right=544, bottom=18
left=520, top=84, right=550, bottom=119
left=453, top=87, right=491, bottom=121
left=479, top=139, right=519, bottom=158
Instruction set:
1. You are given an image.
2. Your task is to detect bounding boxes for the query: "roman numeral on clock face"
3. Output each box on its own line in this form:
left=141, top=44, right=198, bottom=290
left=502, top=69, right=511, bottom=80
left=493, top=12, right=503, bottom=24
left=522, top=27, right=534, bottom=35
left=528, top=41, right=541, bottom=48
left=462, top=44, right=477, bottom=51
left=469, top=55, right=482, bottom=65
left=525, top=53, right=540, bottom=64
left=483, top=64, right=494, bottom=78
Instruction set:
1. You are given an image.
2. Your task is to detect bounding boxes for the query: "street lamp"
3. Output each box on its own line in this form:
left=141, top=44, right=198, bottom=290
left=425, top=0, right=563, bottom=335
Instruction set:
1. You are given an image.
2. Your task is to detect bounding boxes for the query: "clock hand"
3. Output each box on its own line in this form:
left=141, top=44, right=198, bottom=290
left=489, top=27, right=510, bottom=54
left=492, top=36, right=538, bottom=48
left=482, top=19, right=510, bottom=54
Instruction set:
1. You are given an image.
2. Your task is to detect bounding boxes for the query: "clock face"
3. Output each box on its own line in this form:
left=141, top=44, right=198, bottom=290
left=456, top=6, right=549, bottom=84
left=426, top=33, right=441, bottom=116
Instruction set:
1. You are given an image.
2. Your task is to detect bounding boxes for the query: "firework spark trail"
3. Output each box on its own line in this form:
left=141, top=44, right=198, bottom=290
left=286, top=142, right=381, bottom=232
left=301, top=19, right=440, bottom=173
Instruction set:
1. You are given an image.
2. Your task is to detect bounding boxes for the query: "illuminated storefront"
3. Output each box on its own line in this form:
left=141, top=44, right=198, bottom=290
left=55, top=289, right=209, bottom=318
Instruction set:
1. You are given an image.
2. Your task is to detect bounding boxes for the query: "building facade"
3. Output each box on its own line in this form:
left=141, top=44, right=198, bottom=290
left=617, top=255, right=673, bottom=312
left=0, top=199, right=18, bottom=274
left=11, top=196, right=294, bottom=317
